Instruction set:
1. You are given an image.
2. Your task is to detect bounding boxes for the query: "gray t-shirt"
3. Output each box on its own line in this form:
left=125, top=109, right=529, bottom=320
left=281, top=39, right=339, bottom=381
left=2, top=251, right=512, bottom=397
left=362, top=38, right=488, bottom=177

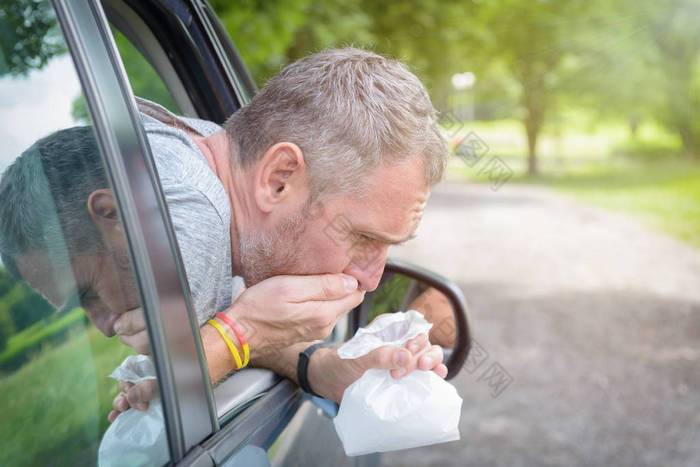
left=138, top=99, right=233, bottom=325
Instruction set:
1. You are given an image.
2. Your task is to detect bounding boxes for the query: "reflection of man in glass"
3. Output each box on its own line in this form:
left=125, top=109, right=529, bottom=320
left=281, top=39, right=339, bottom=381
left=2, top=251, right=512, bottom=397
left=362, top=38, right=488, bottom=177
left=0, top=126, right=141, bottom=338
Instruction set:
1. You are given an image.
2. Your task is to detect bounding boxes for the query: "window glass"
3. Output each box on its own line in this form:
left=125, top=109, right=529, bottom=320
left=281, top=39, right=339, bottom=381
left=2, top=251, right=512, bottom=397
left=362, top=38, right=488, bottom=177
left=0, top=3, right=167, bottom=465
left=111, top=26, right=181, bottom=114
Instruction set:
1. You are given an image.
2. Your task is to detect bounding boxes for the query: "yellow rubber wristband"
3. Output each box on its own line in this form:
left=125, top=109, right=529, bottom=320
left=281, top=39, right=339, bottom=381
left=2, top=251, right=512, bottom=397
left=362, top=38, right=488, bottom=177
left=215, top=313, right=250, bottom=368
left=207, top=319, right=243, bottom=370
left=242, top=342, right=250, bottom=367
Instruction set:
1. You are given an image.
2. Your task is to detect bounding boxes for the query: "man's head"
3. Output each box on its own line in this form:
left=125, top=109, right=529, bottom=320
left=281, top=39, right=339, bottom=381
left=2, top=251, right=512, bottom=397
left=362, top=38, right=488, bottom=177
left=0, top=127, right=139, bottom=336
left=224, top=48, right=447, bottom=290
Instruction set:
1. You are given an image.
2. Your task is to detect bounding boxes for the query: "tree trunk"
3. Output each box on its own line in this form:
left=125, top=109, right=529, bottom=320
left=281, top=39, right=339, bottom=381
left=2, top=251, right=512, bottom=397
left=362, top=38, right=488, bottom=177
left=677, top=122, right=700, bottom=159
left=520, top=78, right=545, bottom=177
left=526, top=125, right=539, bottom=176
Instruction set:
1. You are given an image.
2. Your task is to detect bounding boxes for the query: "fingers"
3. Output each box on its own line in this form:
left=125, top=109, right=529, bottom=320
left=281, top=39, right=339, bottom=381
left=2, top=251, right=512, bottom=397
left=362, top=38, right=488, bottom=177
left=276, top=273, right=359, bottom=301
left=119, top=380, right=134, bottom=393
left=114, top=308, right=145, bottom=336
left=108, top=409, right=120, bottom=423
left=405, top=333, right=429, bottom=354
left=109, top=379, right=159, bottom=423
left=325, top=289, right=366, bottom=319
left=390, top=347, right=419, bottom=379
left=359, top=345, right=412, bottom=375
left=125, top=379, right=158, bottom=412
left=433, top=363, right=448, bottom=379
left=115, top=308, right=151, bottom=355
left=112, top=392, right=130, bottom=413
left=360, top=336, right=444, bottom=380
left=118, top=331, right=151, bottom=355
left=301, top=290, right=365, bottom=341
left=417, top=344, right=444, bottom=371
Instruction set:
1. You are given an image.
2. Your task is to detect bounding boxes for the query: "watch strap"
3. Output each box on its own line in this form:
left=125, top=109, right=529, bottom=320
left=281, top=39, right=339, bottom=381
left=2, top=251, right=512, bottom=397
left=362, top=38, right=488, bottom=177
left=297, top=342, right=333, bottom=397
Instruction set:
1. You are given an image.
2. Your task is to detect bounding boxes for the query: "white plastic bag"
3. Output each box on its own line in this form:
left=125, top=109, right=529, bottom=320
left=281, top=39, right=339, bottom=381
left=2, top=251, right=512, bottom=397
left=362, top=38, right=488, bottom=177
left=333, top=310, right=462, bottom=456
left=98, top=355, right=169, bottom=467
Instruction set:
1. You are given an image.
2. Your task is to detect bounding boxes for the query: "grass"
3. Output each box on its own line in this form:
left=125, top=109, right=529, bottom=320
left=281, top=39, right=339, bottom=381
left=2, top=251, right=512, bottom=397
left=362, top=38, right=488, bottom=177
left=0, top=323, right=133, bottom=466
left=541, top=163, right=700, bottom=248
left=445, top=119, right=700, bottom=248
left=0, top=307, right=87, bottom=370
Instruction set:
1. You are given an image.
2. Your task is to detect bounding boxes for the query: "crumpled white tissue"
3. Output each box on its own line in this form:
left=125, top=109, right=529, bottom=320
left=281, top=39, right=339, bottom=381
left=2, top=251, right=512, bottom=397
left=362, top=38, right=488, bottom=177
left=333, top=310, right=462, bottom=456
left=98, top=355, right=168, bottom=467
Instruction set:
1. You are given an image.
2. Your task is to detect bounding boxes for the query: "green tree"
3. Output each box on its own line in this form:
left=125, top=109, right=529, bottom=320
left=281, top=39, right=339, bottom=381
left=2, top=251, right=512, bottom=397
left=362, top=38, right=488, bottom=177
left=636, top=0, right=700, bottom=157
left=356, top=0, right=478, bottom=110
left=463, top=0, right=597, bottom=175
left=0, top=0, right=66, bottom=76
left=285, top=0, right=374, bottom=63
left=209, top=0, right=313, bottom=85
left=0, top=302, right=14, bottom=351
left=0, top=267, right=53, bottom=333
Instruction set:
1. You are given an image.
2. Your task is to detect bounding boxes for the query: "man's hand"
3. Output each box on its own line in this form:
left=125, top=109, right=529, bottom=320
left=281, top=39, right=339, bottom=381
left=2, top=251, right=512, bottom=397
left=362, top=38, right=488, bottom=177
left=108, top=379, right=158, bottom=423
left=225, top=273, right=365, bottom=357
left=109, top=272, right=364, bottom=422
left=307, top=333, right=447, bottom=403
left=114, top=308, right=150, bottom=355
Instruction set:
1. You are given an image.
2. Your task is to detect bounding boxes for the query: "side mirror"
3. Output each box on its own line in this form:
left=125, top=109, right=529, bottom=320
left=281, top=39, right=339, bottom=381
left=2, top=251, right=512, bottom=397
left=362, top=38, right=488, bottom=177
left=351, top=258, right=472, bottom=379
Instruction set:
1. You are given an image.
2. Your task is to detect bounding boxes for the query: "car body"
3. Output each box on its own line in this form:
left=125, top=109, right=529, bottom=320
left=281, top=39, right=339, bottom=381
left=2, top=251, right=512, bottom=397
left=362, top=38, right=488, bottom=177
left=0, top=0, right=470, bottom=465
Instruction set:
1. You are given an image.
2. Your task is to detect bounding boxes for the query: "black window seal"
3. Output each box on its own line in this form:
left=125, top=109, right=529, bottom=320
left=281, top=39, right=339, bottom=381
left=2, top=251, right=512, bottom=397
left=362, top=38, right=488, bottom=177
left=190, top=0, right=257, bottom=102
left=113, top=0, right=241, bottom=123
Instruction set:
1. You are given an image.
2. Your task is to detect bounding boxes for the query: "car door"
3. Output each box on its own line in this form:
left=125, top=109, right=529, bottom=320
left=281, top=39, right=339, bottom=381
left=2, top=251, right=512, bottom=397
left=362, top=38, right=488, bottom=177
left=95, top=1, right=376, bottom=465
left=0, top=0, right=214, bottom=464
left=65, top=0, right=368, bottom=465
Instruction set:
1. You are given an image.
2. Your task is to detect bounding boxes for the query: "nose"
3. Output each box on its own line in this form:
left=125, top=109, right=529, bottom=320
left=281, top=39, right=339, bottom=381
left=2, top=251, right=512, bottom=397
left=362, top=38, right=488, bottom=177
left=344, top=245, right=388, bottom=292
left=83, top=304, right=117, bottom=338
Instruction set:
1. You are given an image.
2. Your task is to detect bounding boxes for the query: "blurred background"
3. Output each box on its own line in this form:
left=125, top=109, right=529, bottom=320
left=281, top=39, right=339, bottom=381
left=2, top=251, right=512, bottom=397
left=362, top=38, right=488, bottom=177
left=201, top=0, right=699, bottom=465
left=210, top=0, right=700, bottom=248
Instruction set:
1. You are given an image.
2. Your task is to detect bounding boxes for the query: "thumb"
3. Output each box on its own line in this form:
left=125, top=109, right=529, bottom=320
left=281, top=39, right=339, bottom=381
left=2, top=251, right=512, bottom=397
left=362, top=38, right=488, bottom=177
left=357, top=345, right=411, bottom=371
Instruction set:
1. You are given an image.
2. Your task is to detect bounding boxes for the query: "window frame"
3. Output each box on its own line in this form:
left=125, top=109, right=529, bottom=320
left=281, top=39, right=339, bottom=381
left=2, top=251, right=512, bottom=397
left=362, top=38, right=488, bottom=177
left=52, top=0, right=219, bottom=461
left=54, top=0, right=308, bottom=463
left=101, top=0, right=311, bottom=425
left=102, top=0, right=245, bottom=124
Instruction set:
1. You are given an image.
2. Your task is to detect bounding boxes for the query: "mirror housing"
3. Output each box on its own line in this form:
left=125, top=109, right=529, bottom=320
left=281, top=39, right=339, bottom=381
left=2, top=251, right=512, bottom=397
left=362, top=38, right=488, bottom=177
left=350, top=258, right=472, bottom=379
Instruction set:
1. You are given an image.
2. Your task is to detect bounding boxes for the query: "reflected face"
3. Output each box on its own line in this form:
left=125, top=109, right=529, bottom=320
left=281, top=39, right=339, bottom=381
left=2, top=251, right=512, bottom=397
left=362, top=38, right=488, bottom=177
left=15, top=249, right=140, bottom=337
left=239, top=156, right=430, bottom=292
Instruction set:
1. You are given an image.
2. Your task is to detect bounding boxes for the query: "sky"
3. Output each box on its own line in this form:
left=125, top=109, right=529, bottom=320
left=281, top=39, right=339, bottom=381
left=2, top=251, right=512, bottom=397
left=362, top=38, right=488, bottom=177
left=0, top=54, right=83, bottom=174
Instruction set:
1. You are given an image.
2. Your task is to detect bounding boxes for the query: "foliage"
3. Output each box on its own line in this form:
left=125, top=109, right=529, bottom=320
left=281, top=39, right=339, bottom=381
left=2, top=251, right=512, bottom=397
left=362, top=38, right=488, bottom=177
left=548, top=163, right=700, bottom=248
left=0, top=302, right=14, bottom=351
left=0, top=0, right=66, bottom=76
left=0, top=307, right=86, bottom=371
left=368, top=274, right=412, bottom=322
left=0, top=325, right=132, bottom=466
left=209, top=0, right=314, bottom=85
left=633, top=0, right=700, bottom=157
left=112, top=28, right=179, bottom=113
left=612, top=139, right=682, bottom=162
left=0, top=266, right=53, bottom=334
left=352, top=0, right=478, bottom=107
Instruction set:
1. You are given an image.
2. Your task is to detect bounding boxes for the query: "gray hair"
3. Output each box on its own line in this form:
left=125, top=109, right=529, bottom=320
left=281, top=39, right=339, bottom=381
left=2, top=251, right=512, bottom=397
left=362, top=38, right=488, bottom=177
left=224, top=47, right=447, bottom=200
left=0, top=126, right=107, bottom=278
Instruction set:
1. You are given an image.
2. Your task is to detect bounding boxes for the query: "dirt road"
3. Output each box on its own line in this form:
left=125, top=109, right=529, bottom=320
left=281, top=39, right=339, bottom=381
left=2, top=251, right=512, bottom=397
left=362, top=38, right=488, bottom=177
left=381, top=181, right=700, bottom=467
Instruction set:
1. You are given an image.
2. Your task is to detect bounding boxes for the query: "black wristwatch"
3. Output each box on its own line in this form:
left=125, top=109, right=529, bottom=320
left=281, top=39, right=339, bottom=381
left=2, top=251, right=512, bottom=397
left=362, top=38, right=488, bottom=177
left=297, top=342, right=333, bottom=397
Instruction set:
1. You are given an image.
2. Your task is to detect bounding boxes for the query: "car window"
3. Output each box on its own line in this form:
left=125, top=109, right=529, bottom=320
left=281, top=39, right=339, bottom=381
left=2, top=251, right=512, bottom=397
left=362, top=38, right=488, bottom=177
left=0, top=3, right=168, bottom=465
left=111, top=26, right=182, bottom=115
left=100, top=0, right=292, bottom=427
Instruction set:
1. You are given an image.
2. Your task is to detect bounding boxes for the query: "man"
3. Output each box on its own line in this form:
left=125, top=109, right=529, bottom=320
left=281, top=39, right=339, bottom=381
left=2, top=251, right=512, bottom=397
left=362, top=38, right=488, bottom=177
left=0, top=47, right=448, bottom=417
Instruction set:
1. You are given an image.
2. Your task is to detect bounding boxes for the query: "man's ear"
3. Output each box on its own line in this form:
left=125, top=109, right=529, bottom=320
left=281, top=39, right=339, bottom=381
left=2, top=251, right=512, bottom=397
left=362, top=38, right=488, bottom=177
left=87, top=189, right=122, bottom=242
left=254, top=142, right=308, bottom=213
